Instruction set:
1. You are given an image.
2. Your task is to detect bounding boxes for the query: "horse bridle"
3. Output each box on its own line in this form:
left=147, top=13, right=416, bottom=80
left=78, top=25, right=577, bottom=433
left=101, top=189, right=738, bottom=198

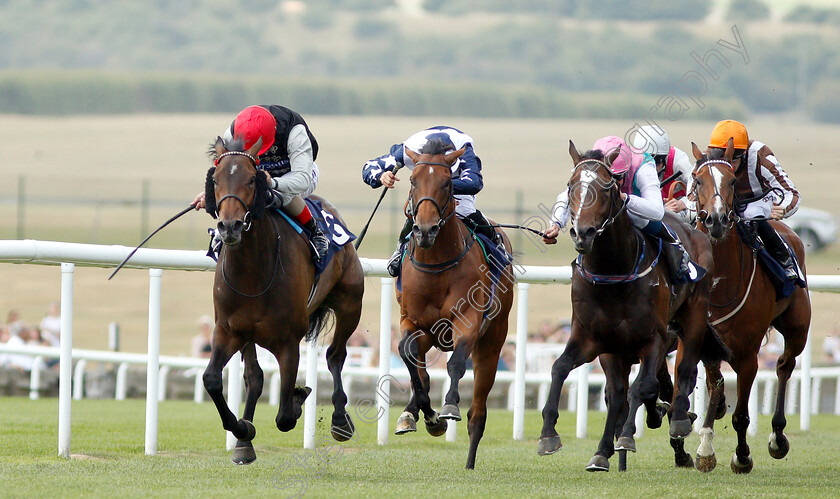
left=693, top=159, right=738, bottom=229
left=568, top=159, right=628, bottom=237
left=214, top=150, right=259, bottom=232
left=407, top=161, right=456, bottom=228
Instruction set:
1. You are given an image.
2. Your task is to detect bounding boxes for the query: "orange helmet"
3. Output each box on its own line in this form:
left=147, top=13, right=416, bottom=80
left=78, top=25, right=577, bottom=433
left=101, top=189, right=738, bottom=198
left=232, top=105, right=276, bottom=156
left=709, top=120, right=748, bottom=150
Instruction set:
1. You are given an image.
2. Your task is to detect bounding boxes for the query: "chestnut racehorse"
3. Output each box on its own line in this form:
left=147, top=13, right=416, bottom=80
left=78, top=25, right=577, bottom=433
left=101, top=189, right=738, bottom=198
left=203, top=136, right=364, bottom=464
left=394, top=138, right=514, bottom=470
left=689, top=139, right=811, bottom=473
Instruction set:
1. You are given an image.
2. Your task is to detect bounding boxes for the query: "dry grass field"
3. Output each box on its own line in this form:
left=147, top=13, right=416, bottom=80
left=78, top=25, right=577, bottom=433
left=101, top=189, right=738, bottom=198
left=0, top=113, right=838, bottom=359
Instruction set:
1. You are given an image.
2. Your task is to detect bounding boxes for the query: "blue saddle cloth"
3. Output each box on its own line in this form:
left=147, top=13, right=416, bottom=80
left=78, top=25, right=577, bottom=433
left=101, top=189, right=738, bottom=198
left=735, top=222, right=806, bottom=301
left=276, top=199, right=356, bottom=277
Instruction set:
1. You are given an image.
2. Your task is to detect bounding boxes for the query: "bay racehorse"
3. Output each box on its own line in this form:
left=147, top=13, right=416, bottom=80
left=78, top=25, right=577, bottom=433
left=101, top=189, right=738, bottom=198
left=538, top=141, right=729, bottom=471
left=689, top=139, right=811, bottom=473
left=393, top=138, right=514, bottom=469
left=203, top=136, right=364, bottom=464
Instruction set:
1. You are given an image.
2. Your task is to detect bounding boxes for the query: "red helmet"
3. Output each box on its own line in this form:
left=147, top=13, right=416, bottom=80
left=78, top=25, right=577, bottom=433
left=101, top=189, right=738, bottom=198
left=233, top=106, right=276, bottom=156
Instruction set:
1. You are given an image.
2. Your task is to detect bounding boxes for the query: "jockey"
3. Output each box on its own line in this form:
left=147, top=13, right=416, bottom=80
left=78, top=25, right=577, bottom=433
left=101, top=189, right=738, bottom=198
left=631, top=125, right=695, bottom=222
left=362, top=126, right=497, bottom=278
left=707, top=119, right=800, bottom=280
left=193, top=105, right=329, bottom=261
left=543, top=135, right=695, bottom=284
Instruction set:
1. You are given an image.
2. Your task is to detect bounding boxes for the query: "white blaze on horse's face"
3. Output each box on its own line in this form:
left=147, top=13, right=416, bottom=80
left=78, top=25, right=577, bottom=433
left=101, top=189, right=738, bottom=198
left=230, top=165, right=239, bottom=175
left=710, top=166, right=725, bottom=215
left=573, top=169, right=598, bottom=234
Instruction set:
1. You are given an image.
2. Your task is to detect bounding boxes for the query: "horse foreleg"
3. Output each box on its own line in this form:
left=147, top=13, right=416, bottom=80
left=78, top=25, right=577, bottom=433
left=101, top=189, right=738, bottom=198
left=730, top=357, right=758, bottom=474
left=441, top=334, right=476, bottom=422
left=202, top=329, right=255, bottom=443
left=586, top=354, right=625, bottom=472
left=275, top=342, right=309, bottom=433
left=695, top=361, right=724, bottom=472
left=670, top=315, right=705, bottom=439
left=397, top=329, right=441, bottom=435
left=230, top=342, right=263, bottom=465
left=538, top=339, right=593, bottom=456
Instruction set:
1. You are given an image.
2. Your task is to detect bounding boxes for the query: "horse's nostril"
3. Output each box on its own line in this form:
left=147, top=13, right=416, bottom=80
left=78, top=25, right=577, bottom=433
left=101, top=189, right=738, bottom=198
left=584, top=227, right=596, bottom=240
left=569, top=228, right=577, bottom=238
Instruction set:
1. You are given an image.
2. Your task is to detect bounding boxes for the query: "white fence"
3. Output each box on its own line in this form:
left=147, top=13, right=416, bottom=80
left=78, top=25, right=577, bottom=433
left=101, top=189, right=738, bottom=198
left=1, top=239, right=839, bottom=458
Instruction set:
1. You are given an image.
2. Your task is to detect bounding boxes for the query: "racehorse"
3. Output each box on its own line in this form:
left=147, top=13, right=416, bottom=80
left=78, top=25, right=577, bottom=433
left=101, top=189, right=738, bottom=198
left=538, top=141, right=729, bottom=471
left=202, top=136, right=364, bottom=464
left=688, top=139, right=811, bottom=473
left=393, top=138, right=514, bottom=469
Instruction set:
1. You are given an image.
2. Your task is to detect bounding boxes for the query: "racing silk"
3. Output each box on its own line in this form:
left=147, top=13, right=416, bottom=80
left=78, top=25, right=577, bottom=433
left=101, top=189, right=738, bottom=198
left=551, top=156, right=664, bottom=230
left=659, top=146, right=690, bottom=200
left=223, top=105, right=319, bottom=198
left=736, top=141, right=800, bottom=217
left=362, top=126, right=483, bottom=217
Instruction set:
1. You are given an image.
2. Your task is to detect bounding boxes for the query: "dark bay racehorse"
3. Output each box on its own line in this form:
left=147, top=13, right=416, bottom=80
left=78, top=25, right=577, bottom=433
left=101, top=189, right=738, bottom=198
left=538, top=142, right=729, bottom=471
left=689, top=140, right=811, bottom=473
left=393, top=139, right=514, bottom=469
left=203, top=136, right=364, bottom=464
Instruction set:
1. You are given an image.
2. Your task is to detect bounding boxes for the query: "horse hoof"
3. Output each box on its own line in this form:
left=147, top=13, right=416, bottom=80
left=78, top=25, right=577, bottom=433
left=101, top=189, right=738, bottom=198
left=236, top=419, right=256, bottom=441
left=647, top=411, right=663, bottom=429
left=615, top=436, right=636, bottom=452
left=331, top=416, right=355, bottom=442
left=675, top=451, right=694, bottom=469
left=669, top=419, right=693, bottom=439
left=440, top=404, right=462, bottom=421
left=730, top=453, right=753, bottom=474
left=395, top=411, right=417, bottom=435
left=696, top=453, right=716, bottom=473
left=585, top=455, right=610, bottom=472
left=425, top=414, right=448, bottom=437
left=232, top=440, right=256, bottom=465
left=537, top=435, right=562, bottom=456
left=768, top=432, right=790, bottom=459
left=656, top=401, right=671, bottom=418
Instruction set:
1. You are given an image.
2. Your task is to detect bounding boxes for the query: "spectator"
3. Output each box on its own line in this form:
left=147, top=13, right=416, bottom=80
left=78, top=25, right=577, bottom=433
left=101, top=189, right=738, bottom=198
left=0, top=324, right=35, bottom=371
left=822, top=332, right=840, bottom=364
left=759, top=338, right=783, bottom=370
left=191, top=315, right=213, bottom=359
left=39, top=301, right=61, bottom=348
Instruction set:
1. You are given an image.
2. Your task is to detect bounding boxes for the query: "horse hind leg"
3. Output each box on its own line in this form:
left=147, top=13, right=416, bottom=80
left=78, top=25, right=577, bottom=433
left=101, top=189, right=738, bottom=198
left=464, top=326, right=505, bottom=469
left=202, top=330, right=256, bottom=445
left=231, top=343, right=263, bottom=465
left=274, top=341, right=310, bottom=433
left=769, top=306, right=810, bottom=459
left=695, top=362, right=724, bottom=472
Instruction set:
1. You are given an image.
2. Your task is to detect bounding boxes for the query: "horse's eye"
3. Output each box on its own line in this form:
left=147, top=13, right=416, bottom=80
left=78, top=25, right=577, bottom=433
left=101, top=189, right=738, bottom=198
left=249, top=176, right=256, bottom=185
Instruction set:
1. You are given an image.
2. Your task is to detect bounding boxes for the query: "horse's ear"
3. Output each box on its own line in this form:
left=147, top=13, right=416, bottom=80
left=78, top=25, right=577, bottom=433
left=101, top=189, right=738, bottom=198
left=247, top=137, right=262, bottom=159
left=606, top=149, right=621, bottom=168
left=405, top=147, right=419, bottom=165
left=214, top=136, right=227, bottom=158
left=444, top=147, right=466, bottom=165
left=724, top=137, right=734, bottom=162
left=568, top=140, right=581, bottom=166
left=691, top=142, right=704, bottom=161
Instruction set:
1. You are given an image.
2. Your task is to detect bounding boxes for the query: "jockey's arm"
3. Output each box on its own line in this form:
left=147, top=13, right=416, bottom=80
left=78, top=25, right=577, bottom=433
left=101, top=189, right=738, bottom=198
left=543, top=190, right=569, bottom=244
left=625, top=163, right=665, bottom=221
left=758, top=146, right=800, bottom=218
left=362, top=143, right=404, bottom=188
left=271, top=124, right=314, bottom=196
left=451, top=145, right=483, bottom=195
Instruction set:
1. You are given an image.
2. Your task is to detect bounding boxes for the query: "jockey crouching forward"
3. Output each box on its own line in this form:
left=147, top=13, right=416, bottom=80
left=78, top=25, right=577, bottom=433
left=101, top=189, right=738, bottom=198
left=362, top=126, right=499, bottom=278
left=543, top=135, right=697, bottom=285
left=703, top=120, right=801, bottom=280
left=193, top=105, right=329, bottom=261
left=631, top=125, right=695, bottom=223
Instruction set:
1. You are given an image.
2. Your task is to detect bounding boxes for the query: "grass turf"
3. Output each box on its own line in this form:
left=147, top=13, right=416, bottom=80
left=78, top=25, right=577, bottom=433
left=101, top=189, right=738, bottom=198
left=1, top=397, right=838, bottom=498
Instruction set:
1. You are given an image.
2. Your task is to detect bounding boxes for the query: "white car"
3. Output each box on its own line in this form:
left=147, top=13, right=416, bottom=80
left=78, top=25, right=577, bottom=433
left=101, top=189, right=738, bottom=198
left=785, top=207, right=838, bottom=253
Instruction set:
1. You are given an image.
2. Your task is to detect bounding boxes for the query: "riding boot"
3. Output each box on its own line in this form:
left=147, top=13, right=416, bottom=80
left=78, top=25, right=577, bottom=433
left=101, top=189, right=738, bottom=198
left=387, top=218, right=413, bottom=278
left=303, top=218, right=329, bottom=261
left=656, top=224, right=691, bottom=285
left=754, top=219, right=798, bottom=281
left=206, top=228, right=222, bottom=261
left=465, top=210, right=499, bottom=245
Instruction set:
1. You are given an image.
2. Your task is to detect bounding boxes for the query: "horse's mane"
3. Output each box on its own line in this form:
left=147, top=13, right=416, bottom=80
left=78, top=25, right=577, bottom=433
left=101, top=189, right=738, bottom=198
left=581, top=149, right=605, bottom=161
left=206, top=136, right=247, bottom=161
left=419, top=137, right=455, bottom=156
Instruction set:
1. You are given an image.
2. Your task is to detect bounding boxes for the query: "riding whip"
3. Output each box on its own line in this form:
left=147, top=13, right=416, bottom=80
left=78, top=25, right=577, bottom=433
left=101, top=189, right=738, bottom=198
left=354, top=164, right=403, bottom=250
left=108, top=204, right=196, bottom=280
left=659, top=171, right=682, bottom=187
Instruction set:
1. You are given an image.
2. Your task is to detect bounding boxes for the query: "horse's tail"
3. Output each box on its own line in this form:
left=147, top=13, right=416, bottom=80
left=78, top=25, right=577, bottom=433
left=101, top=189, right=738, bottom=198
left=306, top=305, right=334, bottom=343
left=701, top=323, right=732, bottom=364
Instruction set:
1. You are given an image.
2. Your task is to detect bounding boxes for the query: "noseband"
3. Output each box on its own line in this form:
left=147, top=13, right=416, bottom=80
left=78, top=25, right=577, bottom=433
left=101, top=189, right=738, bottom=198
left=407, top=161, right=456, bottom=228
left=568, top=159, right=628, bottom=237
left=215, top=150, right=259, bottom=232
left=694, top=159, right=738, bottom=228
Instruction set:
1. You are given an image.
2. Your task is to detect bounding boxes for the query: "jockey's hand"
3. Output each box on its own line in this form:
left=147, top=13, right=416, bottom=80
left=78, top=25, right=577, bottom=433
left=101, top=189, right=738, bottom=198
left=380, top=171, right=399, bottom=189
left=771, top=205, right=785, bottom=220
left=620, top=192, right=628, bottom=201
left=192, top=191, right=206, bottom=211
left=542, top=224, right=560, bottom=245
left=665, top=198, right=686, bottom=213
